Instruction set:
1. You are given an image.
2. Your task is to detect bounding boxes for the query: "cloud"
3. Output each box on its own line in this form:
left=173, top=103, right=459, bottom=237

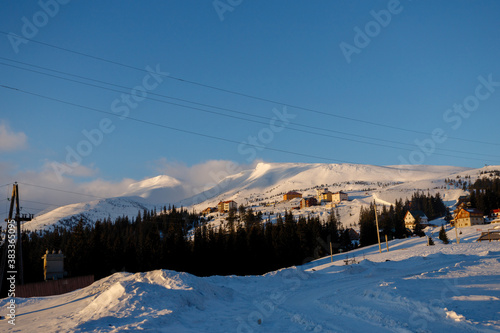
left=0, top=162, right=136, bottom=216
left=0, top=159, right=255, bottom=217
left=42, top=160, right=99, bottom=179
left=0, top=121, right=27, bottom=151
left=151, top=158, right=250, bottom=188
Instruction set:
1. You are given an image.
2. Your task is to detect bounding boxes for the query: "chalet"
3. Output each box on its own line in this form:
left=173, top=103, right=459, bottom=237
left=316, top=188, right=333, bottom=202
left=201, top=207, right=216, bottom=215
left=347, top=228, right=360, bottom=241
left=491, top=209, right=500, bottom=224
left=283, top=191, right=302, bottom=201
left=300, top=197, right=318, bottom=209
left=324, top=202, right=337, bottom=209
left=332, top=191, right=348, bottom=203
left=456, top=195, right=470, bottom=207
left=404, top=210, right=429, bottom=230
left=217, top=200, right=237, bottom=213
left=455, top=208, right=484, bottom=228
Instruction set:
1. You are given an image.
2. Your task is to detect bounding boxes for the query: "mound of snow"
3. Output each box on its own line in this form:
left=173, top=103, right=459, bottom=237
left=3, top=230, right=500, bottom=332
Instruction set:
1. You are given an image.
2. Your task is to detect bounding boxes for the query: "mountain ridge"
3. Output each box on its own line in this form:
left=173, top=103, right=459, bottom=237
left=24, top=162, right=495, bottom=231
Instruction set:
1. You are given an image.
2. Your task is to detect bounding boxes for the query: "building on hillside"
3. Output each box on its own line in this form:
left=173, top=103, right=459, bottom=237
left=283, top=191, right=302, bottom=201
left=456, top=195, right=470, bottom=207
left=300, top=197, right=318, bottom=209
left=332, top=191, right=348, bottom=203
left=490, top=209, right=500, bottom=224
left=316, top=188, right=332, bottom=203
left=404, top=210, right=429, bottom=230
left=202, top=207, right=216, bottom=215
left=217, top=200, right=237, bottom=213
left=455, top=208, right=484, bottom=228
left=42, top=249, right=65, bottom=281
left=324, top=202, right=337, bottom=209
left=347, top=228, right=360, bottom=241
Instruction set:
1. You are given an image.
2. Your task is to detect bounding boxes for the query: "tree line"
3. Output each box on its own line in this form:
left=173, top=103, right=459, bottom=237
left=469, top=177, right=500, bottom=214
left=16, top=206, right=353, bottom=286
left=8, top=190, right=450, bottom=291
left=359, top=191, right=448, bottom=246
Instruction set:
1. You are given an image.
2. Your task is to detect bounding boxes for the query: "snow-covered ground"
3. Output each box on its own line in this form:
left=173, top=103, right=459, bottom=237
left=2, top=224, right=499, bottom=332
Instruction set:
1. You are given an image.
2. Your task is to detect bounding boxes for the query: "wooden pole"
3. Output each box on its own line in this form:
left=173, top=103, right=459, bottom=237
left=455, top=224, right=460, bottom=244
left=15, top=183, right=24, bottom=285
left=330, top=242, right=333, bottom=263
left=385, top=234, right=389, bottom=252
left=374, top=204, right=382, bottom=253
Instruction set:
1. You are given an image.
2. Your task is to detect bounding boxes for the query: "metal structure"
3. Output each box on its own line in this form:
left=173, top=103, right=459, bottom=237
left=0, top=182, right=33, bottom=292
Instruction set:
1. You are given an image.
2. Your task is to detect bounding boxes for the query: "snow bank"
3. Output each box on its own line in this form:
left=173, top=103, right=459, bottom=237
left=2, top=225, right=499, bottom=332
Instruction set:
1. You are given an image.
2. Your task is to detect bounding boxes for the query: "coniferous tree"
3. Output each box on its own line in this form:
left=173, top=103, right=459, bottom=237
left=359, top=205, right=378, bottom=247
left=438, top=225, right=449, bottom=244
left=413, top=216, right=425, bottom=237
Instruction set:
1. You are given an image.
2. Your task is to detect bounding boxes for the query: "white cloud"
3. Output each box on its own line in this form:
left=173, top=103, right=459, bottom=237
left=0, top=121, right=27, bottom=151
left=0, top=162, right=137, bottom=216
left=0, top=159, right=255, bottom=217
left=152, top=158, right=250, bottom=188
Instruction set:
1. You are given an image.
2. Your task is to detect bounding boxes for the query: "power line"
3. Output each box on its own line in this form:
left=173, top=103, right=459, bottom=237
left=1, top=64, right=498, bottom=162
left=21, top=199, right=63, bottom=208
left=16, top=182, right=106, bottom=199
left=0, top=31, right=498, bottom=147
left=1, top=85, right=353, bottom=164
left=1, top=84, right=498, bottom=164
left=1, top=59, right=420, bottom=151
left=1, top=58, right=499, bottom=160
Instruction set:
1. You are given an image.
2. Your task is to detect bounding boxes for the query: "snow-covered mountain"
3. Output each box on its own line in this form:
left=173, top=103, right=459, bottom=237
left=24, top=175, right=195, bottom=231
left=23, top=162, right=499, bottom=231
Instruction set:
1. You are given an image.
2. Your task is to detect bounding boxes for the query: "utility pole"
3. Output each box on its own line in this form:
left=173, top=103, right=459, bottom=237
left=0, top=182, right=32, bottom=293
left=374, top=204, right=382, bottom=253
left=330, top=242, right=333, bottom=263
left=455, top=224, right=460, bottom=244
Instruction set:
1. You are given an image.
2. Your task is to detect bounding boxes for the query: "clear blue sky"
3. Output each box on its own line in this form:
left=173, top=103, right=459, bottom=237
left=1, top=1, right=500, bottom=194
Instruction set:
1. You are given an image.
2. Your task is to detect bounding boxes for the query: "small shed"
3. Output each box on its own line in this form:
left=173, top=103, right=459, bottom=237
left=42, top=250, right=65, bottom=281
left=477, top=231, right=500, bottom=242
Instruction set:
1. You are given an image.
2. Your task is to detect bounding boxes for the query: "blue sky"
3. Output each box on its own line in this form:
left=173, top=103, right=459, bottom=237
left=1, top=1, right=500, bottom=208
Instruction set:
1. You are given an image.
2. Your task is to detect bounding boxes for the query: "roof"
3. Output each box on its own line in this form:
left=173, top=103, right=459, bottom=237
left=218, top=200, right=236, bottom=204
left=409, top=210, right=427, bottom=218
left=477, top=231, right=500, bottom=242
left=286, top=191, right=302, bottom=195
left=462, top=208, right=483, bottom=215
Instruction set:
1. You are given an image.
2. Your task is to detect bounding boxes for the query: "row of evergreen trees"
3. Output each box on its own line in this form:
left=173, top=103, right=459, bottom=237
left=14, top=190, right=450, bottom=288
left=358, top=192, right=448, bottom=246
left=407, top=191, right=448, bottom=220
left=18, top=207, right=352, bottom=285
left=469, top=177, right=500, bottom=214
left=22, top=206, right=196, bottom=284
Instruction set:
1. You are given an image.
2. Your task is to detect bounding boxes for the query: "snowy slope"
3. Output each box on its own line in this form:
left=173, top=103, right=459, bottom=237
left=23, top=197, right=155, bottom=231
left=23, top=163, right=498, bottom=231
left=2, top=224, right=499, bottom=332
left=23, top=175, right=194, bottom=231
left=187, top=162, right=472, bottom=209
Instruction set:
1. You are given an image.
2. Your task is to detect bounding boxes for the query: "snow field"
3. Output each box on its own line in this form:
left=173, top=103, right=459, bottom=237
left=2, top=224, right=499, bottom=332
